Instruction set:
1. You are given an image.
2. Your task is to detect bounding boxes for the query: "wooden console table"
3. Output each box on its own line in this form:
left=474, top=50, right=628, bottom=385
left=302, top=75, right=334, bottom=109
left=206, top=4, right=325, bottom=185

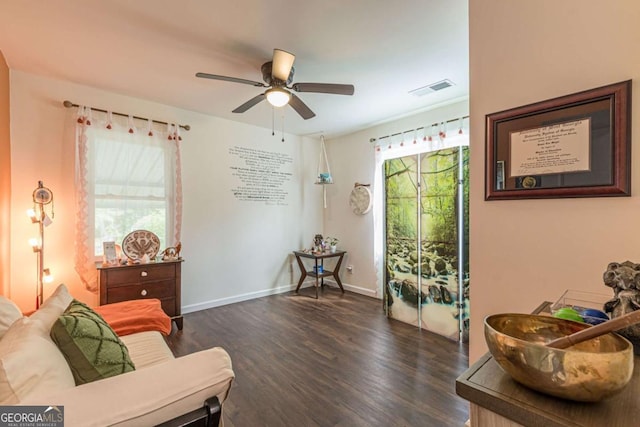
left=456, top=302, right=640, bottom=426
left=293, top=250, right=346, bottom=299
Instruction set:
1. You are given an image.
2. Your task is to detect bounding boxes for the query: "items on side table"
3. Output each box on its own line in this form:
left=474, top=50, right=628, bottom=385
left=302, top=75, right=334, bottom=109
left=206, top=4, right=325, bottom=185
left=456, top=301, right=639, bottom=427
left=484, top=312, right=633, bottom=402
left=550, top=260, right=640, bottom=355
left=602, top=260, right=640, bottom=354
left=457, top=260, right=640, bottom=426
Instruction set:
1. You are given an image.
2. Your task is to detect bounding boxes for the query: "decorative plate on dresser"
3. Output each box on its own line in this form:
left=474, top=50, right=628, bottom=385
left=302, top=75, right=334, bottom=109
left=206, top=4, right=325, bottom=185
left=122, top=230, right=161, bottom=261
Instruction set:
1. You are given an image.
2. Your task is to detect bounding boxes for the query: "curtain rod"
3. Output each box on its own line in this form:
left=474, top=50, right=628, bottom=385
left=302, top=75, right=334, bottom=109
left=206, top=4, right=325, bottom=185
left=62, top=100, right=190, bottom=131
left=370, top=115, right=469, bottom=143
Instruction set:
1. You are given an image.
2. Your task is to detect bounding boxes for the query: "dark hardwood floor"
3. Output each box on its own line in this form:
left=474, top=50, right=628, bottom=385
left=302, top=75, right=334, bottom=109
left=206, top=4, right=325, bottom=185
left=165, top=287, right=470, bottom=427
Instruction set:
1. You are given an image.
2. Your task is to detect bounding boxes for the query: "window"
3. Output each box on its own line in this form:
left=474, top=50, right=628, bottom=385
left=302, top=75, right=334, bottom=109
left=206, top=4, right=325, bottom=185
left=91, top=134, right=174, bottom=255
left=74, top=113, right=182, bottom=291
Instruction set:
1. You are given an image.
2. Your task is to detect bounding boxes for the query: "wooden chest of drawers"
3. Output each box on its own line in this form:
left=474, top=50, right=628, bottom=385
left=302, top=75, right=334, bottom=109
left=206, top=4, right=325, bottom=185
left=97, top=260, right=183, bottom=329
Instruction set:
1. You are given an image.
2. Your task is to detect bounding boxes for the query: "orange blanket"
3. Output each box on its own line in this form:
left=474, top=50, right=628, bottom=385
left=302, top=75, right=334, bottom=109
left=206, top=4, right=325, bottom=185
left=94, top=299, right=172, bottom=336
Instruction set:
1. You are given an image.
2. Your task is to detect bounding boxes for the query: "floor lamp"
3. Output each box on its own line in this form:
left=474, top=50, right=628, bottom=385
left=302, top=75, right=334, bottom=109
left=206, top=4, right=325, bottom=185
left=27, top=181, right=54, bottom=309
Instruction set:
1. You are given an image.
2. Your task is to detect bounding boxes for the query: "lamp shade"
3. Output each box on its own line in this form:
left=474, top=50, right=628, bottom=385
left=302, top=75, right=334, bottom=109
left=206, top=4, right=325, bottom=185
left=265, top=88, right=291, bottom=107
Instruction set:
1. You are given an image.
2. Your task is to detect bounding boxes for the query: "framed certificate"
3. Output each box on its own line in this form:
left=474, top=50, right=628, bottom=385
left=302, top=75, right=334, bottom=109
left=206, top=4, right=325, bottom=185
left=485, top=80, right=631, bottom=200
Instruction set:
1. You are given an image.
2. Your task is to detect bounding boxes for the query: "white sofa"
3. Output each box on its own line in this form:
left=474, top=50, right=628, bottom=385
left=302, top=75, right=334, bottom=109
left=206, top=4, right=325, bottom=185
left=0, top=284, right=234, bottom=426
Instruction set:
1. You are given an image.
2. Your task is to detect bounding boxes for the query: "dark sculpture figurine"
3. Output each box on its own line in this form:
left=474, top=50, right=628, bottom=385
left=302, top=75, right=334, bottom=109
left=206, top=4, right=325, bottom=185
left=313, top=234, right=324, bottom=252
left=603, top=260, right=640, bottom=352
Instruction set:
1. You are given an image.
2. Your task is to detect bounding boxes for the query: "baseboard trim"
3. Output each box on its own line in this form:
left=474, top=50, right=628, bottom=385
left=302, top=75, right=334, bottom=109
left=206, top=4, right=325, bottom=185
left=342, top=282, right=378, bottom=298
left=182, top=281, right=378, bottom=314
left=182, top=284, right=298, bottom=314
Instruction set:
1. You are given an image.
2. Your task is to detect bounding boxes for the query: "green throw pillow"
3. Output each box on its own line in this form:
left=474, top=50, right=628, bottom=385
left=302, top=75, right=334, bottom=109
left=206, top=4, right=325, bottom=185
left=50, top=299, right=135, bottom=385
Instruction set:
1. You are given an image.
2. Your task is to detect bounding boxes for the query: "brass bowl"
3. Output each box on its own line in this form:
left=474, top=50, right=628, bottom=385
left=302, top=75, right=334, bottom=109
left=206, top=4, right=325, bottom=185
left=485, top=313, right=634, bottom=402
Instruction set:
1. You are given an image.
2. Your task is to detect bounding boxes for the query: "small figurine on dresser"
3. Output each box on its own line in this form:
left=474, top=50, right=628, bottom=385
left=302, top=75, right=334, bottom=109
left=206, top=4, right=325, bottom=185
left=161, top=242, right=182, bottom=261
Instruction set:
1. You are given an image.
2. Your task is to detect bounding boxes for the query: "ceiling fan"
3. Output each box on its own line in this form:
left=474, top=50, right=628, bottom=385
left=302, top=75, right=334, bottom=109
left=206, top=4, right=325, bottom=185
left=196, top=49, right=355, bottom=120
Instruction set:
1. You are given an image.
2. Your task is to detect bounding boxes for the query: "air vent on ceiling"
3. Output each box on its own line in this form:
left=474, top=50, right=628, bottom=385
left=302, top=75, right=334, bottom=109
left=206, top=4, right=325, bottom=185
left=409, top=79, right=455, bottom=97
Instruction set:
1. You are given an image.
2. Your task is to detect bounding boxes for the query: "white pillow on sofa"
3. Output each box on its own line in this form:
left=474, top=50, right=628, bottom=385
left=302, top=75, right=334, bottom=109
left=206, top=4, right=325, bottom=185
left=0, top=317, right=75, bottom=404
left=29, top=283, right=73, bottom=331
left=0, top=297, right=23, bottom=339
left=0, top=284, right=75, bottom=404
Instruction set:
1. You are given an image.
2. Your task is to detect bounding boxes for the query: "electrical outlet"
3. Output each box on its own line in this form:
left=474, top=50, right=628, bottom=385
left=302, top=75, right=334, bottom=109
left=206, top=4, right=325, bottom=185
left=346, top=265, right=353, bottom=273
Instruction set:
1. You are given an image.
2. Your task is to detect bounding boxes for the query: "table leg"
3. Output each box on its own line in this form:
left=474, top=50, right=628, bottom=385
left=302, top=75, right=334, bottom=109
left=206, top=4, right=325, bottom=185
left=295, top=254, right=307, bottom=293
left=315, top=259, right=319, bottom=299
left=173, top=316, right=184, bottom=331
left=333, top=253, right=345, bottom=293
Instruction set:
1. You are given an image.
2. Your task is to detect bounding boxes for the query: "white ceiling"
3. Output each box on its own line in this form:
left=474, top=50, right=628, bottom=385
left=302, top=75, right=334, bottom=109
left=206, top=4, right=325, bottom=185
left=0, top=0, right=468, bottom=137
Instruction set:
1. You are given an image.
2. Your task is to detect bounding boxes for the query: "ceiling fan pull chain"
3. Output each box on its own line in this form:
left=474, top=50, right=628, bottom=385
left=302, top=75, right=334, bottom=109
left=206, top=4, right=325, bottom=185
left=272, top=107, right=275, bottom=136
left=281, top=113, right=285, bottom=142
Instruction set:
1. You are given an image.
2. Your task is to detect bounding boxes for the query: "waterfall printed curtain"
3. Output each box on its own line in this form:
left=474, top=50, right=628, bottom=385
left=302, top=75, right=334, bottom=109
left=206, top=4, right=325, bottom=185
left=383, top=147, right=469, bottom=341
left=372, top=117, right=469, bottom=340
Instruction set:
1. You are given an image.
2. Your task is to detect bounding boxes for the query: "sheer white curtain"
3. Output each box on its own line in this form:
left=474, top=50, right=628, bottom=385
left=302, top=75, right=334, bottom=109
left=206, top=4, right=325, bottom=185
left=74, top=108, right=183, bottom=292
left=372, top=118, right=469, bottom=296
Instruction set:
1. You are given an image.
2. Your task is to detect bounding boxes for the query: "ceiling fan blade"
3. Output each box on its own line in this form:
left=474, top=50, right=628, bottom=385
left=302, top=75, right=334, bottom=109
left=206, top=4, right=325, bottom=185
left=196, top=72, right=266, bottom=87
left=292, top=83, right=355, bottom=95
left=232, top=94, right=266, bottom=113
left=289, top=94, right=316, bottom=120
left=272, top=49, right=295, bottom=81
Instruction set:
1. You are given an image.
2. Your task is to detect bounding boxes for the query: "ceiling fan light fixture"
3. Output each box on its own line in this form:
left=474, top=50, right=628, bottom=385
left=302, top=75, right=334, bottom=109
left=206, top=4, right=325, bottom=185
left=266, top=87, right=291, bottom=107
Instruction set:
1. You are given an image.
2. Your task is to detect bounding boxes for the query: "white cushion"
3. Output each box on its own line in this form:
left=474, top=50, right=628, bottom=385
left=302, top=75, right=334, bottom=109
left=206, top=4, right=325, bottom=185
left=0, top=317, right=75, bottom=404
left=0, top=296, right=23, bottom=339
left=120, top=331, right=174, bottom=369
left=22, top=347, right=234, bottom=426
left=29, top=283, right=73, bottom=330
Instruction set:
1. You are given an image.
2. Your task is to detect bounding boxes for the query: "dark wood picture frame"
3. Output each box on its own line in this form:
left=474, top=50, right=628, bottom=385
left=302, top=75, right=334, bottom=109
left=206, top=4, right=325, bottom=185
left=485, top=80, right=631, bottom=200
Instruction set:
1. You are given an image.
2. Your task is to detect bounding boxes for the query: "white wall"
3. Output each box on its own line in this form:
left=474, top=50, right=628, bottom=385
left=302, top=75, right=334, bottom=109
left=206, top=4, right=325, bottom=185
left=9, top=71, right=322, bottom=312
left=469, top=0, right=640, bottom=362
left=323, top=100, right=468, bottom=297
